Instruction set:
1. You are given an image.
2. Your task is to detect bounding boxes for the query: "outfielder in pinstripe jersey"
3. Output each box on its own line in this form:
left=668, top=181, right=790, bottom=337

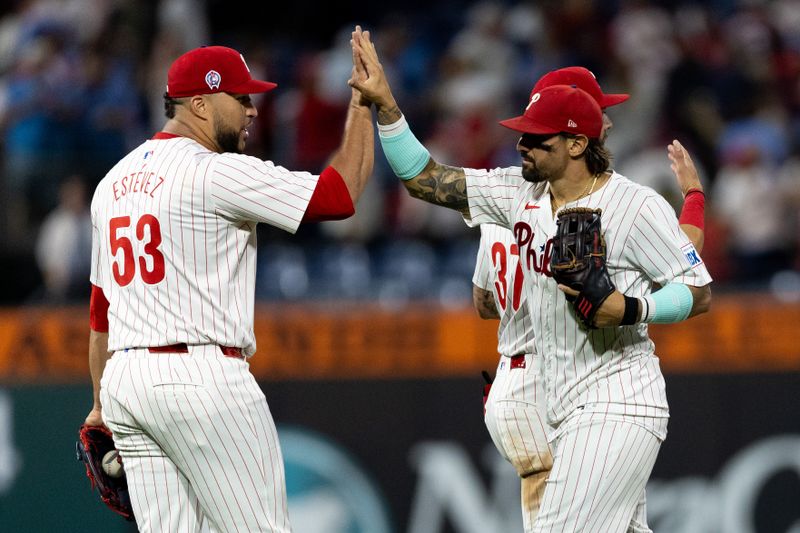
left=351, top=30, right=712, bottom=532
left=474, top=68, right=707, bottom=531
left=83, top=29, right=375, bottom=533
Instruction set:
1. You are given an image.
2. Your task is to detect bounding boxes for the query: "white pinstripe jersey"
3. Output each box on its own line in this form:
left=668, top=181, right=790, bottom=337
left=472, top=224, right=536, bottom=357
left=90, top=135, right=318, bottom=356
left=466, top=169, right=712, bottom=427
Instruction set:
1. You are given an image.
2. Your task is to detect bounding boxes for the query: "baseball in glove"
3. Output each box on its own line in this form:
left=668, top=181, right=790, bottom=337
left=76, top=424, right=134, bottom=521
left=550, top=207, right=615, bottom=328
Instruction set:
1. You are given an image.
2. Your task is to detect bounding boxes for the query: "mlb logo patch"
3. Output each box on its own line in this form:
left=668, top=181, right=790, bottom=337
left=682, top=243, right=703, bottom=268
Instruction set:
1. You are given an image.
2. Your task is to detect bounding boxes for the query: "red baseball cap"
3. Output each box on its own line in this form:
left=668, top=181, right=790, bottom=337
left=533, top=66, right=628, bottom=109
left=166, top=46, right=277, bottom=98
left=499, top=85, right=603, bottom=138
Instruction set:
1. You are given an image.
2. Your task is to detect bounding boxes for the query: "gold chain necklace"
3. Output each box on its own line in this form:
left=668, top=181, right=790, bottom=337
left=552, top=173, right=599, bottom=213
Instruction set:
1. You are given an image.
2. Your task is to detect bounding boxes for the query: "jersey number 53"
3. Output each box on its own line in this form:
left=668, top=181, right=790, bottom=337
left=109, top=215, right=166, bottom=286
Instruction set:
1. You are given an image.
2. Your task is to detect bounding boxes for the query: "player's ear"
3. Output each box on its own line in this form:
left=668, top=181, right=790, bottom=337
left=187, top=95, right=210, bottom=118
left=567, top=135, right=589, bottom=158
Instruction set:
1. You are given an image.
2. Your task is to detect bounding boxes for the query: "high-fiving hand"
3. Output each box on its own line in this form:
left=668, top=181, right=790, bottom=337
left=669, top=139, right=705, bottom=252
left=349, top=25, right=371, bottom=107
left=668, top=140, right=702, bottom=197
left=348, top=26, right=398, bottom=115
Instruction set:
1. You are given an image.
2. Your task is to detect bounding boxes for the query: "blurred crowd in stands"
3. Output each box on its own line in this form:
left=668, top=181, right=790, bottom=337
left=0, top=0, right=799, bottom=305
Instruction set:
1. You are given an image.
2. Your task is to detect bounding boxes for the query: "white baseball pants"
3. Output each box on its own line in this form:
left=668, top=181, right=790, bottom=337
left=531, top=408, right=667, bottom=532
left=100, top=345, right=291, bottom=532
left=484, top=353, right=553, bottom=529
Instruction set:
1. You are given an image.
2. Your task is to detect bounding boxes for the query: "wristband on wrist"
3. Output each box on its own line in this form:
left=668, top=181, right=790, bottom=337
left=640, top=294, right=652, bottom=322
left=378, top=115, right=431, bottom=180
left=641, top=283, right=693, bottom=323
left=679, top=189, right=705, bottom=230
left=620, top=295, right=640, bottom=325
left=377, top=115, right=409, bottom=136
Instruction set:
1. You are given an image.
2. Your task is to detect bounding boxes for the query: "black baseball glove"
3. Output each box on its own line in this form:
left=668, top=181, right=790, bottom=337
left=76, top=424, right=134, bottom=521
left=550, top=207, right=615, bottom=328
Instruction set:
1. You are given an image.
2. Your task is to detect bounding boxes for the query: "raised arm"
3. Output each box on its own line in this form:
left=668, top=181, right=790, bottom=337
left=669, top=140, right=705, bottom=253
left=349, top=27, right=469, bottom=213
left=326, top=26, right=375, bottom=204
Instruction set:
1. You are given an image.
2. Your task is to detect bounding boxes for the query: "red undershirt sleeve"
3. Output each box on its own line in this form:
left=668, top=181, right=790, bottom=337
left=302, top=166, right=355, bottom=222
left=678, top=190, right=705, bottom=230
left=89, top=284, right=110, bottom=332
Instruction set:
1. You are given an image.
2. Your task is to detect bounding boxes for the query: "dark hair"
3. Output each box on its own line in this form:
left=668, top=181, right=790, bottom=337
left=584, top=138, right=611, bottom=175
left=163, top=92, right=182, bottom=119
left=562, top=134, right=611, bottom=175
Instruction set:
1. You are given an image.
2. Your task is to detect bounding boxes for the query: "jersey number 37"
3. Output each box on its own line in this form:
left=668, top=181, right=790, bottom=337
left=109, top=215, right=166, bottom=286
left=491, top=241, right=524, bottom=312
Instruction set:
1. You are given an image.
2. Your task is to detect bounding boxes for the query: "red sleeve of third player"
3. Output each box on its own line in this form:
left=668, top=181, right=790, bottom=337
left=302, top=166, right=355, bottom=222
left=89, top=284, right=110, bottom=332
left=678, top=190, right=705, bottom=230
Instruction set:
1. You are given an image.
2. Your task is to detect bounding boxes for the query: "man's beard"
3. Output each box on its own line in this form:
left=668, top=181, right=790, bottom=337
left=521, top=164, right=547, bottom=183
left=215, top=122, right=243, bottom=154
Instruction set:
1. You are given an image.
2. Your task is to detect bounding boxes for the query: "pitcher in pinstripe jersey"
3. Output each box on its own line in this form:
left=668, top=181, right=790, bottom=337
left=83, top=30, right=375, bottom=533
left=352, top=30, right=712, bottom=532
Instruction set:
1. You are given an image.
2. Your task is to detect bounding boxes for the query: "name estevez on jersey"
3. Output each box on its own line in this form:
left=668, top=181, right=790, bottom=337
left=112, top=171, right=166, bottom=201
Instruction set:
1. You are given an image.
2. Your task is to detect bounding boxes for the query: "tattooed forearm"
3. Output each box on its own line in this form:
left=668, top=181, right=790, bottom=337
left=377, top=104, right=402, bottom=125
left=473, top=286, right=500, bottom=319
left=407, top=162, right=468, bottom=211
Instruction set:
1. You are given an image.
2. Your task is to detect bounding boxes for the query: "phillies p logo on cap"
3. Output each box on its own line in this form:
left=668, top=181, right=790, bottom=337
left=498, top=85, right=603, bottom=138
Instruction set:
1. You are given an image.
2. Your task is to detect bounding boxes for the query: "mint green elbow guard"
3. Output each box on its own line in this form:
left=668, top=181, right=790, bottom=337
left=643, top=283, right=693, bottom=323
left=379, top=126, right=431, bottom=180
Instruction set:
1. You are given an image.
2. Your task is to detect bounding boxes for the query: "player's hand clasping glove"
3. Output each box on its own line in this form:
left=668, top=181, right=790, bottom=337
left=550, top=207, right=615, bottom=328
left=76, top=424, right=134, bottom=521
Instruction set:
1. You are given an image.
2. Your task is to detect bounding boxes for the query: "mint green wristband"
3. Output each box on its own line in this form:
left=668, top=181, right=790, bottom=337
left=643, top=283, right=693, bottom=323
left=379, top=122, right=431, bottom=180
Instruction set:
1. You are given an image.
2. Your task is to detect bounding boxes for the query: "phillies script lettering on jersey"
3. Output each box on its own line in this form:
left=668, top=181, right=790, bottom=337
left=513, top=222, right=553, bottom=276
left=90, top=134, right=318, bottom=356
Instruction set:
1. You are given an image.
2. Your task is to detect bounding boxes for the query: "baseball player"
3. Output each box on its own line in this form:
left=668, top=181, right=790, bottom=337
left=474, top=68, right=707, bottom=529
left=351, top=30, right=712, bottom=532
left=83, top=28, right=374, bottom=533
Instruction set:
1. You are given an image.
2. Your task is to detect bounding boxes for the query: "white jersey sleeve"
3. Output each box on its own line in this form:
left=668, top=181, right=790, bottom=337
left=210, top=154, right=317, bottom=234
left=472, top=227, right=492, bottom=290
left=464, top=166, right=523, bottom=229
left=624, top=193, right=712, bottom=288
